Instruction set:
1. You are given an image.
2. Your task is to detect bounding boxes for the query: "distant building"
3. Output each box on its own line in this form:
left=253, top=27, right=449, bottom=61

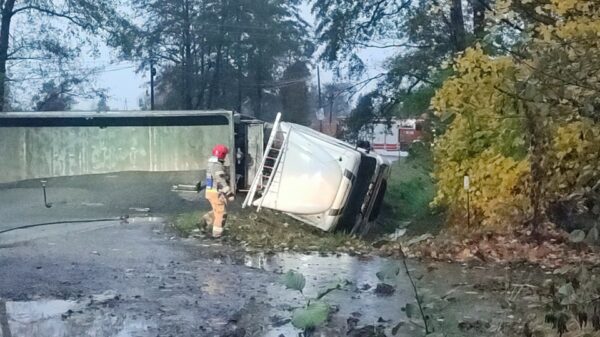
left=310, top=114, right=345, bottom=138
left=359, top=118, right=424, bottom=162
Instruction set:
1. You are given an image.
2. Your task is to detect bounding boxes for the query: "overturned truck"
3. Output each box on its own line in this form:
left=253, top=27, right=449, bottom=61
left=243, top=113, right=390, bottom=235
left=0, top=110, right=389, bottom=235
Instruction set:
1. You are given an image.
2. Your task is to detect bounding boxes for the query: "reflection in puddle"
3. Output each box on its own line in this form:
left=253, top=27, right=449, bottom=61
left=0, top=298, right=156, bottom=337
left=201, top=276, right=227, bottom=295
left=243, top=252, right=391, bottom=290
left=242, top=252, right=412, bottom=336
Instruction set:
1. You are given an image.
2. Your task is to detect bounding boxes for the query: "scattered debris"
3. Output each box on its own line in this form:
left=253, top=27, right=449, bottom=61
left=389, top=228, right=407, bottom=240
left=129, top=207, right=150, bottom=213
left=458, top=319, right=491, bottom=333
left=406, top=233, right=434, bottom=246
left=360, top=284, right=372, bottom=291
left=269, top=315, right=291, bottom=327
left=346, top=325, right=386, bottom=337
left=400, top=227, right=600, bottom=269
left=585, top=226, right=599, bottom=245
left=89, top=291, right=120, bottom=305
left=374, top=283, right=395, bottom=296
left=391, top=321, right=405, bottom=335
left=81, top=202, right=104, bottom=207
left=220, top=327, right=246, bottom=337
left=346, top=316, right=360, bottom=331
left=569, top=230, right=586, bottom=243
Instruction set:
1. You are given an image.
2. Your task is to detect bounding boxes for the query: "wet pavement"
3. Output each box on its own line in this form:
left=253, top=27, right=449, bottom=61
left=0, top=218, right=273, bottom=337
left=0, top=173, right=533, bottom=337
left=0, top=218, right=532, bottom=337
left=0, top=171, right=204, bottom=231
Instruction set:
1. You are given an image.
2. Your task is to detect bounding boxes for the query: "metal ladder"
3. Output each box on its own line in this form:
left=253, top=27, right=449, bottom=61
left=242, top=112, right=288, bottom=211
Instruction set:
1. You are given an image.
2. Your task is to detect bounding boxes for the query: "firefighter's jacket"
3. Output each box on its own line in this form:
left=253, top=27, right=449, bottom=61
left=205, top=156, right=231, bottom=196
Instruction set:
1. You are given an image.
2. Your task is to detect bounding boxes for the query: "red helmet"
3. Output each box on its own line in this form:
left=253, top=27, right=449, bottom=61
left=212, top=144, right=229, bottom=160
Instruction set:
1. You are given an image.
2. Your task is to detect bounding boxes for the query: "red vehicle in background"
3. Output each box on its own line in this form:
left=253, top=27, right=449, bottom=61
left=359, top=119, right=424, bottom=161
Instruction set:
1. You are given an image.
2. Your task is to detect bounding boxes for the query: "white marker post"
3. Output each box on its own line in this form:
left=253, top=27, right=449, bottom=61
left=464, top=175, right=470, bottom=228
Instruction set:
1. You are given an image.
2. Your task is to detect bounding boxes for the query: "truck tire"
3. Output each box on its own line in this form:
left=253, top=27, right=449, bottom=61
left=369, top=180, right=387, bottom=221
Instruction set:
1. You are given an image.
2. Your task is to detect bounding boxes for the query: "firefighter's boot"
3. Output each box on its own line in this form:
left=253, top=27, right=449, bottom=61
left=200, top=211, right=214, bottom=232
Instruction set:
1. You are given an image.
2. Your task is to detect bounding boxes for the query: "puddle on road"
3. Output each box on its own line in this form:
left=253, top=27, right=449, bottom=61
left=0, top=298, right=156, bottom=337
left=243, top=252, right=402, bottom=293
left=222, top=252, right=522, bottom=337
left=237, top=253, right=414, bottom=337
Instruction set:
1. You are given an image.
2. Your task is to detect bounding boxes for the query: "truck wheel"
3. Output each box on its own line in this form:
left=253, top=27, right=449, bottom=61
left=349, top=213, right=365, bottom=236
left=369, top=180, right=387, bottom=221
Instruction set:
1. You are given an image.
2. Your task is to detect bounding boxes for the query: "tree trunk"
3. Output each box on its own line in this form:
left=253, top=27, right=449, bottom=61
left=255, top=80, right=262, bottom=119
left=237, top=67, right=242, bottom=113
left=207, top=4, right=228, bottom=109
left=235, top=3, right=243, bottom=113
left=207, top=43, right=223, bottom=109
left=450, top=0, right=467, bottom=52
left=0, top=0, right=16, bottom=112
left=472, top=0, right=486, bottom=39
left=523, top=100, right=545, bottom=232
left=195, top=40, right=206, bottom=109
left=182, top=0, right=193, bottom=110
left=253, top=58, right=263, bottom=118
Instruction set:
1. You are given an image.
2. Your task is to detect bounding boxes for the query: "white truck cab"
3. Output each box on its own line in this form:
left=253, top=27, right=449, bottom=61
left=243, top=113, right=390, bottom=235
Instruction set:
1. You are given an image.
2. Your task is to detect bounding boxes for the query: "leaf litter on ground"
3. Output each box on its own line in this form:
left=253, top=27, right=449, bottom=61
left=175, top=209, right=600, bottom=271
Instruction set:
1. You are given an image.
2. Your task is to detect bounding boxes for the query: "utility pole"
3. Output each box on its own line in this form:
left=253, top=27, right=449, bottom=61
left=317, top=66, right=323, bottom=132
left=150, top=57, right=156, bottom=111
left=329, top=92, right=334, bottom=126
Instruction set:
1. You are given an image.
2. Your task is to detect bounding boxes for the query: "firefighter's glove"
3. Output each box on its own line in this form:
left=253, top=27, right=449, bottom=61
left=195, top=181, right=205, bottom=193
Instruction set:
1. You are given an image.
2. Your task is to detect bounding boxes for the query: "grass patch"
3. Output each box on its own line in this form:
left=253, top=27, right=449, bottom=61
left=172, top=208, right=372, bottom=253
left=382, top=143, right=443, bottom=235
left=172, top=211, right=202, bottom=237
left=228, top=209, right=371, bottom=253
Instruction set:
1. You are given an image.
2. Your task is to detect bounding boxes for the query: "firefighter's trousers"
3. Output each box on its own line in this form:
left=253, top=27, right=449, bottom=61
left=205, top=190, right=226, bottom=237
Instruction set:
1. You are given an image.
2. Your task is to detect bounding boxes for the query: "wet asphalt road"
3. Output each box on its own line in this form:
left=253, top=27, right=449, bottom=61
left=0, top=218, right=276, bottom=337
left=0, top=172, right=265, bottom=337
left=0, top=173, right=533, bottom=337
left=0, top=171, right=205, bottom=230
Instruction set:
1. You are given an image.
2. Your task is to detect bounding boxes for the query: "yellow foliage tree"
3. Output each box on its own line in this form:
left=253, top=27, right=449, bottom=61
left=432, top=0, right=600, bottom=231
left=547, top=120, right=600, bottom=200
left=432, top=47, right=530, bottom=230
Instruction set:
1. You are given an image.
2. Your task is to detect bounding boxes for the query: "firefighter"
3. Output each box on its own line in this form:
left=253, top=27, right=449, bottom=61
left=203, top=144, right=234, bottom=238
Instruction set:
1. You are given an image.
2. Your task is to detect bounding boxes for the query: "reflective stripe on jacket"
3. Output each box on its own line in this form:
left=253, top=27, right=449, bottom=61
left=205, top=156, right=231, bottom=195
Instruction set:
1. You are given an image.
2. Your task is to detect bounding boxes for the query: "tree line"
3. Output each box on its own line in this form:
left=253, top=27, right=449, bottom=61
left=0, top=0, right=326, bottom=124
left=313, top=0, right=600, bottom=232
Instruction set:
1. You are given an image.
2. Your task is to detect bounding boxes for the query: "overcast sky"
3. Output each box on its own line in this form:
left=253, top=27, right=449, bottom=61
left=41, top=3, right=394, bottom=111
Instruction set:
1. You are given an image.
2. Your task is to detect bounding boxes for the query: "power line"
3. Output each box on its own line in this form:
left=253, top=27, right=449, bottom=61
left=9, top=65, right=137, bottom=82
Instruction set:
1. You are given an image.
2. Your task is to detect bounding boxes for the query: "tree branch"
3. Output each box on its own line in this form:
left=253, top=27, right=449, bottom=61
left=7, top=56, right=51, bottom=61
left=398, top=245, right=430, bottom=334
left=11, top=6, right=93, bottom=30
left=351, top=41, right=432, bottom=49
left=475, top=0, right=524, bottom=32
left=430, top=0, right=452, bottom=30
left=513, top=0, right=556, bottom=26
left=336, top=73, right=387, bottom=99
left=356, top=0, right=411, bottom=36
